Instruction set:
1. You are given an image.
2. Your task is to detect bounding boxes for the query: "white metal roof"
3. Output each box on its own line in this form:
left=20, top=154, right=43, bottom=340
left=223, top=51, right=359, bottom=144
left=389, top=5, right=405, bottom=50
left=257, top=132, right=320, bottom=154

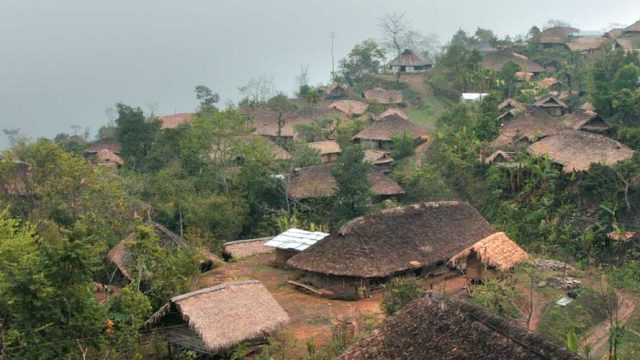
left=461, top=93, right=489, bottom=102
left=264, top=228, right=329, bottom=251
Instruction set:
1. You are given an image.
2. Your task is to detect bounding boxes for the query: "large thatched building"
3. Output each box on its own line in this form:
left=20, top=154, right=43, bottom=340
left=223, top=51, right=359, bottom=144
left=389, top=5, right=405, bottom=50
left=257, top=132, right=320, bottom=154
left=528, top=129, right=634, bottom=173
left=448, top=232, right=528, bottom=282
left=481, top=51, right=545, bottom=75
left=490, top=108, right=565, bottom=148
left=286, top=202, right=496, bottom=297
left=146, top=281, right=289, bottom=356
left=339, top=291, right=583, bottom=360
left=388, top=49, right=433, bottom=73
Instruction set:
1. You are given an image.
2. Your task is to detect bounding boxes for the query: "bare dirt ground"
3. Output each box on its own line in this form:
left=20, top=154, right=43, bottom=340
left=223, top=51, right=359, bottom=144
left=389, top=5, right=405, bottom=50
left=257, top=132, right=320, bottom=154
left=197, top=253, right=469, bottom=357
left=583, top=292, right=637, bottom=359
left=375, top=73, right=429, bottom=95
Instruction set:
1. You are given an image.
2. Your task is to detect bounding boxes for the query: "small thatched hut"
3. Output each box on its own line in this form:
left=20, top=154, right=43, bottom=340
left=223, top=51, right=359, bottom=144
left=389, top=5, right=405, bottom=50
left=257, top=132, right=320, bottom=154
left=309, top=140, right=341, bottom=163
left=563, top=110, right=609, bottom=134
left=363, top=150, right=394, bottom=166
left=448, top=232, right=528, bottom=282
left=528, top=129, right=634, bottom=173
left=490, top=108, right=565, bottom=148
left=483, top=150, right=514, bottom=166
left=352, top=116, right=427, bottom=150
left=222, top=237, right=274, bottom=260
left=498, top=98, right=524, bottom=113
left=95, top=149, right=124, bottom=168
left=328, top=100, right=369, bottom=116
left=286, top=202, right=496, bottom=298
left=264, top=228, right=329, bottom=266
left=105, top=222, right=188, bottom=284
left=481, top=51, right=545, bottom=74
left=532, top=26, right=579, bottom=50
left=373, top=108, right=409, bottom=121
left=323, top=83, right=348, bottom=99
left=338, top=291, right=584, bottom=360
left=86, top=138, right=121, bottom=156
left=388, top=49, right=432, bottom=73
left=534, top=95, right=567, bottom=116
left=146, top=281, right=289, bottom=356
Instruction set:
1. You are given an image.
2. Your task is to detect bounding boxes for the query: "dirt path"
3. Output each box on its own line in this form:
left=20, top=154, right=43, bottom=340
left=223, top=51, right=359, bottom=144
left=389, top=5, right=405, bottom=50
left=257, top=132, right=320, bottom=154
left=583, top=292, right=636, bottom=358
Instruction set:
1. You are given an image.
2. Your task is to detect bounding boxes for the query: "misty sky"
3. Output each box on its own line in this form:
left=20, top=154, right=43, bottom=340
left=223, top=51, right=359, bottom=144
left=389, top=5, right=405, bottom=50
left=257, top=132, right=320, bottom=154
left=1, top=0, right=638, bottom=147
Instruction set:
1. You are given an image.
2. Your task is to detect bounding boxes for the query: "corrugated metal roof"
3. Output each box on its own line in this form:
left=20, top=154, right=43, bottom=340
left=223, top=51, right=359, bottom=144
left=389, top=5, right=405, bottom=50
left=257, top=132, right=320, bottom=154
left=264, top=228, right=329, bottom=251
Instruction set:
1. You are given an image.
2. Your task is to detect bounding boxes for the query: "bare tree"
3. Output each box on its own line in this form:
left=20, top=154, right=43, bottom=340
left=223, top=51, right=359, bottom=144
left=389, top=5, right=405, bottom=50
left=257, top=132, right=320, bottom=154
left=239, top=74, right=276, bottom=106
left=378, top=12, right=411, bottom=57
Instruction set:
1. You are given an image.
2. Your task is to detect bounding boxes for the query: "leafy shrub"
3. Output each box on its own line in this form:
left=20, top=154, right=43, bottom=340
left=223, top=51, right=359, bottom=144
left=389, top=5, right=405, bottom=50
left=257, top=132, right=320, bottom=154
left=382, top=276, right=425, bottom=315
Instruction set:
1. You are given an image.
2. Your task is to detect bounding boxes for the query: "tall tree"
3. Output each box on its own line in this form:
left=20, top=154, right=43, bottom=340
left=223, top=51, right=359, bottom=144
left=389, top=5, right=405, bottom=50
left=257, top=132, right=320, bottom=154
left=194, top=85, right=220, bottom=112
left=115, top=103, right=160, bottom=169
left=331, top=139, right=371, bottom=222
left=338, top=40, right=387, bottom=86
left=379, top=12, right=412, bottom=56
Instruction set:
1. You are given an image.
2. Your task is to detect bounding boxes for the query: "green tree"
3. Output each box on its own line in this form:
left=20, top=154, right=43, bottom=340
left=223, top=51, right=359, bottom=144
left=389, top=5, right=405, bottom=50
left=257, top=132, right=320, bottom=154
left=194, top=85, right=220, bottom=112
left=115, top=103, right=160, bottom=169
left=331, top=139, right=371, bottom=222
left=498, top=61, right=521, bottom=98
left=381, top=276, right=425, bottom=315
left=338, top=40, right=387, bottom=86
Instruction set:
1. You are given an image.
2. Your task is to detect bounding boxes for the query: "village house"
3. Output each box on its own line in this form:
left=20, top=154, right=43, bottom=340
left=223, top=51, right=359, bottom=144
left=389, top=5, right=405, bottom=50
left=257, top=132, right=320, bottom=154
left=531, top=26, right=579, bottom=50
left=286, top=202, right=497, bottom=298
left=534, top=95, right=567, bottom=116
left=448, top=232, right=528, bottom=282
left=328, top=100, right=369, bottom=116
left=323, top=83, right=348, bottom=99
left=536, top=77, right=562, bottom=93
left=145, top=281, right=289, bottom=357
left=481, top=50, right=545, bottom=76
left=308, top=140, right=341, bottom=163
left=105, top=222, right=189, bottom=284
left=563, top=109, right=609, bottom=134
left=264, top=228, right=329, bottom=267
left=209, top=134, right=291, bottom=164
left=362, top=87, right=403, bottom=105
left=363, top=149, right=394, bottom=166
left=497, top=109, right=518, bottom=122
left=528, top=129, right=634, bottom=173
left=95, top=149, right=124, bottom=168
left=352, top=116, right=427, bottom=150
left=158, top=113, right=194, bottom=130
left=623, top=19, right=640, bottom=35
left=372, top=108, right=409, bottom=121
left=490, top=107, right=565, bottom=148
left=387, top=49, right=433, bottom=73
left=285, top=164, right=404, bottom=201
left=498, top=98, right=524, bottom=113
left=86, top=138, right=121, bottom=156
left=222, top=237, right=274, bottom=260
left=483, top=150, right=516, bottom=167
left=567, top=36, right=610, bottom=55
left=338, top=291, right=583, bottom=360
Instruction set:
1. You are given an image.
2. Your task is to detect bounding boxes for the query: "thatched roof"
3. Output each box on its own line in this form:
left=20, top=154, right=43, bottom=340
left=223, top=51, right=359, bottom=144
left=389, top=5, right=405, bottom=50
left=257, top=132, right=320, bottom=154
left=95, top=149, right=124, bottom=167
left=481, top=51, right=545, bottom=73
left=535, top=26, right=579, bottom=44
left=339, top=291, right=583, bottom=360
left=309, top=140, right=341, bottom=155
left=528, top=129, right=634, bottom=173
left=580, top=102, right=595, bottom=111
left=328, top=100, right=369, bottom=116
left=498, top=98, right=524, bottom=112
left=484, top=150, right=513, bottom=165
left=86, top=138, right=121, bottom=155
left=515, top=71, right=534, bottom=81
left=146, top=281, right=289, bottom=354
left=363, top=150, right=394, bottom=165
left=363, top=88, right=403, bottom=104
left=324, top=83, right=348, bottom=95
left=490, top=108, right=565, bottom=148
left=448, top=232, right=528, bottom=271
left=536, top=77, right=560, bottom=89
left=567, top=36, right=609, bottom=52
left=535, top=95, right=567, bottom=109
left=353, top=116, right=427, bottom=142
left=624, top=20, right=640, bottom=34
left=285, top=164, right=404, bottom=200
left=374, top=108, right=409, bottom=121
left=388, top=49, right=432, bottom=67
left=287, top=202, right=496, bottom=278
left=105, top=222, right=188, bottom=282
left=159, top=113, right=194, bottom=129
left=209, top=135, right=291, bottom=162
left=564, top=110, right=609, bottom=133
left=615, top=37, right=638, bottom=52
left=606, top=28, right=624, bottom=39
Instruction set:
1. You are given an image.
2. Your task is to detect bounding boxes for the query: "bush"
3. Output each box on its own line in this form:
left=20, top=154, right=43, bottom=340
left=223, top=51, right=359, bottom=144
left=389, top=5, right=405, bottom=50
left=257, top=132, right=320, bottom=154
left=381, top=276, right=425, bottom=315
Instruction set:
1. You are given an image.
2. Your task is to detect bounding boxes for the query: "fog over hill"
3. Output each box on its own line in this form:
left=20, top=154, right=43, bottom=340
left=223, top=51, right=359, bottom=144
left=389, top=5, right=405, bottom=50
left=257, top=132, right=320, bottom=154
left=0, top=0, right=638, bottom=147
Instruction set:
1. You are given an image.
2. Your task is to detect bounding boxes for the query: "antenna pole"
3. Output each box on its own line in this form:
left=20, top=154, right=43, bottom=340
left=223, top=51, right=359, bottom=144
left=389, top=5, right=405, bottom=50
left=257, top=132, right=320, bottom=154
left=331, top=31, right=336, bottom=81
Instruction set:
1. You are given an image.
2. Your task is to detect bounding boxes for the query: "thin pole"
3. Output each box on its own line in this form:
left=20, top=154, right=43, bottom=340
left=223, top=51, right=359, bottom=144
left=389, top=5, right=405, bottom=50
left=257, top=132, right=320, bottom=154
left=331, top=31, right=336, bottom=81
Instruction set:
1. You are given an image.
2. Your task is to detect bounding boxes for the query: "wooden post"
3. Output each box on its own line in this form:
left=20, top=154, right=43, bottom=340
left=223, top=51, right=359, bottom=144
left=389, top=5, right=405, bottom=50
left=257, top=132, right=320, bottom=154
left=0, top=323, right=4, bottom=360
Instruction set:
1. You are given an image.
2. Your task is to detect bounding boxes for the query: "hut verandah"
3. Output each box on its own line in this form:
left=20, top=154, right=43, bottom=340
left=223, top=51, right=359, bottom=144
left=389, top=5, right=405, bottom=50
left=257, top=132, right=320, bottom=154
left=264, top=228, right=329, bottom=266
left=145, top=281, right=289, bottom=357
left=338, top=291, right=584, bottom=360
left=286, top=201, right=497, bottom=298
left=448, top=232, right=529, bottom=282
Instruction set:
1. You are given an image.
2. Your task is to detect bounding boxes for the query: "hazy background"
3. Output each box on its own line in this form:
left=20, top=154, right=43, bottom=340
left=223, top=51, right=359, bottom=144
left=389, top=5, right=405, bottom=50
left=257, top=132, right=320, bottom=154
left=1, top=0, right=638, bottom=147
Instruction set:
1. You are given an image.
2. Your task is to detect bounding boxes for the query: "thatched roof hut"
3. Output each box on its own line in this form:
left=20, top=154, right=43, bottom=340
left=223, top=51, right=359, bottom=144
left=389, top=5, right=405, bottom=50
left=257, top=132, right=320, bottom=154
left=567, top=36, right=609, bottom=52
left=363, top=88, right=403, bottom=104
left=86, top=138, right=121, bottom=155
left=95, top=149, right=124, bottom=167
left=146, top=281, right=289, bottom=355
left=287, top=202, right=496, bottom=278
left=285, top=164, right=404, bottom=200
left=564, top=110, right=609, bottom=133
left=624, top=20, right=640, bottom=35
left=388, top=49, right=433, bottom=73
left=536, top=77, right=561, bottom=90
left=481, top=51, right=545, bottom=73
left=534, top=26, right=579, bottom=45
left=339, top=291, right=583, bottom=360
left=373, top=108, right=409, bottom=121
left=498, top=98, right=524, bottom=112
left=528, top=129, right=634, bottom=173
left=328, top=100, right=369, bottom=116
left=105, top=222, right=188, bottom=283
left=490, top=108, right=565, bottom=148
left=323, top=83, right=348, bottom=99
left=535, top=95, right=567, bottom=116
left=615, top=37, right=638, bottom=52
left=309, top=140, right=341, bottom=163
left=363, top=150, right=394, bottom=166
left=352, top=117, right=427, bottom=145
left=448, top=232, right=528, bottom=271
left=159, top=113, right=194, bottom=129
left=484, top=150, right=514, bottom=166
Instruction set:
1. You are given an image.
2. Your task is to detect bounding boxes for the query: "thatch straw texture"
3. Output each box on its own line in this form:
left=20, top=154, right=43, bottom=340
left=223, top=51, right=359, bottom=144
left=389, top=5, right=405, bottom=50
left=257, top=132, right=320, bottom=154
left=353, top=116, right=426, bottom=142
left=222, top=237, right=274, bottom=259
left=287, top=202, right=495, bottom=278
left=564, top=110, right=609, bottom=133
left=328, top=100, right=369, bottom=116
left=285, top=164, right=404, bottom=200
left=535, top=26, right=579, bottom=44
left=159, top=113, right=194, bottom=129
left=339, top=291, right=583, bottom=360
left=86, top=138, right=121, bottom=155
left=309, top=140, right=341, bottom=155
left=624, top=20, right=640, bottom=34
left=484, top=150, right=513, bottom=165
left=481, top=51, right=545, bottom=73
left=448, top=232, right=528, bottom=271
left=490, top=108, right=565, bottom=148
left=528, top=129, right=634, bottom=173
left=535, top=95, right=567, bottom=109
left=498, top=98, right=524, bottom=112
left=363, top=150, right=394, bottom=165
left=388, top=49, right=432, bottom=67
left=95, top=149, right=123, bottom=167
left=567, top=37, right=609, bottom=52
left=374, top=108, right=409, bottom=121
left=146, top=281, right=289, bottom=354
